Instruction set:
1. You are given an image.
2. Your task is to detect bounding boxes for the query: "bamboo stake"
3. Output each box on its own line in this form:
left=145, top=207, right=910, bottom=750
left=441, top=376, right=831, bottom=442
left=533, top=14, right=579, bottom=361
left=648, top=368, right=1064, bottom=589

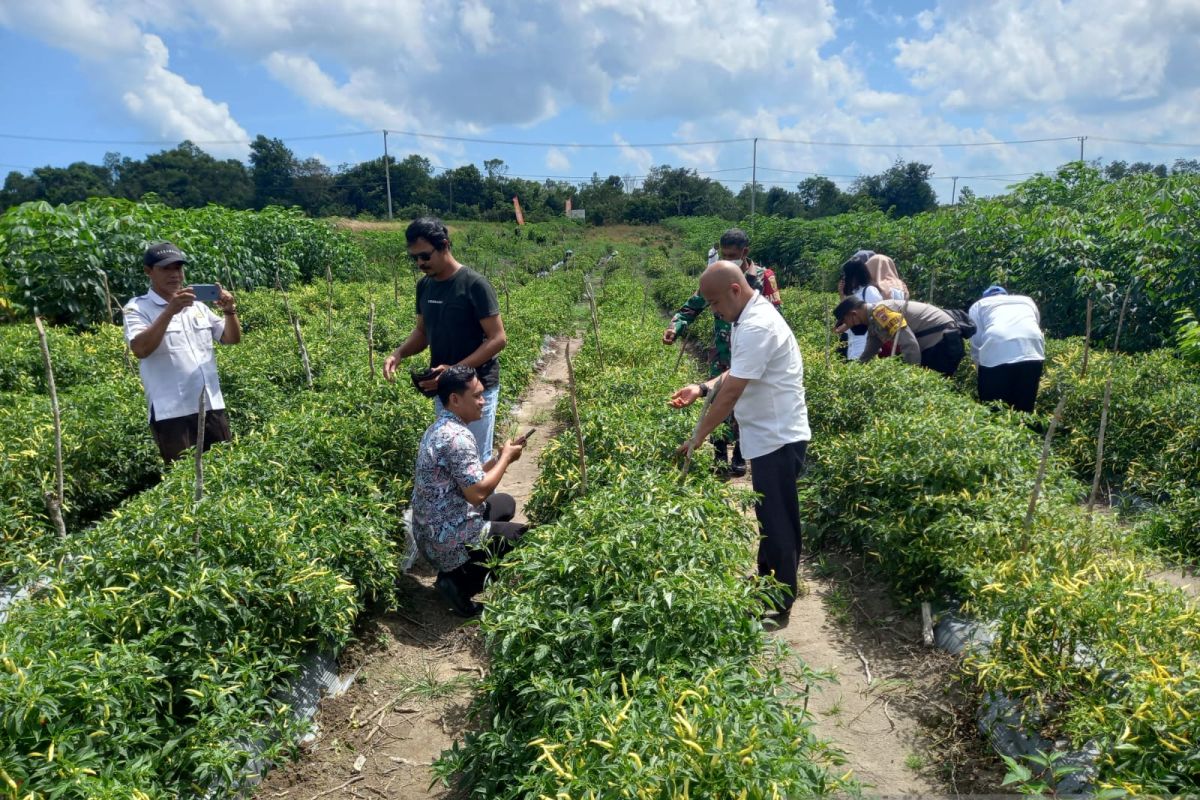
left=681, top=377, right=721, bottom=479
left=564, top=341, right=588, bottom=496
left=393, top=257, right=399, bottom=305
left=100, top=271, right=115, bottom=324
left=502, top=275, right=510, bottom=316
left=672, top=338, right=687, bottom=374
left=1024, top=389, right=1070, bottom=537
left=641, top=279, right=648, bottom=325
left=1081, top=296, right=1093, bottom=377
left=1087, top=284, right=1133, bottom=515
left=288, top=311, right=312, bottom=388
left=325, top=262, right=334, bottom=338
left=368, top=301, right=376, bottom=379
left=194, top=388, right=206, bottom=511
left=34, top=316, right=67, bottom=540
left=585, top=276, right=604, bottom=369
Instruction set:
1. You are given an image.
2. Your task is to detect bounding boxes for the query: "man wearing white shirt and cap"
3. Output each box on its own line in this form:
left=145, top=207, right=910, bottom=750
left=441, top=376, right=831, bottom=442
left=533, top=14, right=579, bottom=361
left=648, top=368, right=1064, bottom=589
left=967, top=285, right=1045, bottom=413
left=670, top=261, right=811, bottom=616
left=123, top=241, right=241, bottom=463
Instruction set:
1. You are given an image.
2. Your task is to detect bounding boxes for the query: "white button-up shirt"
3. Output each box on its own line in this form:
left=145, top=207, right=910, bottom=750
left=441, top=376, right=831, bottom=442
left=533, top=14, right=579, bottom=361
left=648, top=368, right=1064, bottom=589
left=123, top=290, right=227, bottom=422
left=728, top=291, right=811, bottom=461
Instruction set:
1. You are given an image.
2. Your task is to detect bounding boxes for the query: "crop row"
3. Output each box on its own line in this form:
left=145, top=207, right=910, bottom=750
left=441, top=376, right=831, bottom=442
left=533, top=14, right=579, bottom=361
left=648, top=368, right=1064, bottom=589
left=436, top=256, right=852, bottom=799
left=0, top=197, right=367, bottom=326
left=652, top=252, right=1199, bottom=793
left=0, top=250, right=583, bottom=798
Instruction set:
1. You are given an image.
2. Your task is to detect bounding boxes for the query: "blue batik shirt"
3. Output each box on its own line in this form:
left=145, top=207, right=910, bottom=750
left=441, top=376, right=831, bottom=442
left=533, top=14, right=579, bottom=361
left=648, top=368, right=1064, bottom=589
left=411, top=411, right=488, bottom=572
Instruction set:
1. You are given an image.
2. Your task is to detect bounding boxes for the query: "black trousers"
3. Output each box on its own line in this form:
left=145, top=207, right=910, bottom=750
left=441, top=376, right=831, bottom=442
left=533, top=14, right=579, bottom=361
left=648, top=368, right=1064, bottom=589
left=920, top=332, right=965, bottom=377
left=750, top=440, right=809, bottom=612
left=149, top=407, right=232, bottom=464
left=710, top=414, right=742, bottom=463
left=978, top=360, right=1044, bottom=413
left=440, top=493, right=527, bottom=600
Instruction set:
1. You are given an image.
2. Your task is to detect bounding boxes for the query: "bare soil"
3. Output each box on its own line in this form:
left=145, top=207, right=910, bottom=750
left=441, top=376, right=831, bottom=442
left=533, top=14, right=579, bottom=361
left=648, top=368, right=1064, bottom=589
left=722, top=473, right=1006, bottom=797
left=254, top=337, right=577, bottom=800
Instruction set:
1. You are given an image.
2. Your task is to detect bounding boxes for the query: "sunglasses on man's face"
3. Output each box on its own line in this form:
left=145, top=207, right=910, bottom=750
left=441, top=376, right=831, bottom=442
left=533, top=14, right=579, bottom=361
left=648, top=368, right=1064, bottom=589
left=408, top=250, right=435, bottom=263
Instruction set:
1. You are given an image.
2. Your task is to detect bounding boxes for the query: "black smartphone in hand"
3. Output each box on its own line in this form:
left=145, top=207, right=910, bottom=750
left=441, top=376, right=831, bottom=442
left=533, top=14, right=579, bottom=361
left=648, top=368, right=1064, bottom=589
left=517, top=428, right=536, bottom=444
left=190, top=284, right=220, bottom=302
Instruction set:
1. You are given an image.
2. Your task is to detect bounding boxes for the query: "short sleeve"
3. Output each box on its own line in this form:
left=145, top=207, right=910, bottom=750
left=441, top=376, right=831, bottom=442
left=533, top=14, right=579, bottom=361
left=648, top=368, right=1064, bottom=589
left=862, top=285, right=884, bottom=304
left=415, top=278, right=426, bottom=316
left=123, top=300, right=150, bottom=344
left=446, top=428, right=486, bottom=489
left=729, top=323, right=769, bottom=381
left=469, top=274, right=501, bottom=319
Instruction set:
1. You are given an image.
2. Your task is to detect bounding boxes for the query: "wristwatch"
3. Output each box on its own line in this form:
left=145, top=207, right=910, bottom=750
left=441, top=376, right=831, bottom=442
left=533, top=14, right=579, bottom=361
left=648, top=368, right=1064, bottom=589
left=697, top=382, right=709, bottom=398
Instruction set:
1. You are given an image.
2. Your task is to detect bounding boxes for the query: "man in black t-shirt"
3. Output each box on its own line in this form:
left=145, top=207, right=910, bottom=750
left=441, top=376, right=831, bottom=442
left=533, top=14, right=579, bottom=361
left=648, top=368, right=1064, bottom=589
left=383, top=217, right=507, bottom=458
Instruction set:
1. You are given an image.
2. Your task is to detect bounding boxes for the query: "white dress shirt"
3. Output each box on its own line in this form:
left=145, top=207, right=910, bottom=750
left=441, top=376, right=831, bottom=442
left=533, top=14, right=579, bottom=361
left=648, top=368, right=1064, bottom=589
left=123, top=290, right=227, bottom=421
left=968, top=294, right=1045, bottom=367
left=728, top=291, right=811, bottom=460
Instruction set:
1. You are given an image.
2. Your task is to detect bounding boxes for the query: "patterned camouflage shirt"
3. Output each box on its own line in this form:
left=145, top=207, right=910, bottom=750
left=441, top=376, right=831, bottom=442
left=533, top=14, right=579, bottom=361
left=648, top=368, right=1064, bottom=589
left=670, top=261, right=782, bottom=375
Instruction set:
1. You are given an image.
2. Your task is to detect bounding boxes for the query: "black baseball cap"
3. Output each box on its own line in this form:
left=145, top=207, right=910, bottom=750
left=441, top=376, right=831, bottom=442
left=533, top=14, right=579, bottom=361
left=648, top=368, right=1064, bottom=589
left=143, top=241, right=188, bottom=268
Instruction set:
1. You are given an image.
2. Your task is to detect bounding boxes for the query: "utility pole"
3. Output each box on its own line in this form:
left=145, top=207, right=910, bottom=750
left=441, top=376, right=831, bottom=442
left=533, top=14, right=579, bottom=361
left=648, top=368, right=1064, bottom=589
left=750, top=137, right=758, bottom=226
left=1078, top=135, right=1087, bottom=163
left=951, top=176, right=958, bottom=205
left=383, top=130, right=394, bottom=220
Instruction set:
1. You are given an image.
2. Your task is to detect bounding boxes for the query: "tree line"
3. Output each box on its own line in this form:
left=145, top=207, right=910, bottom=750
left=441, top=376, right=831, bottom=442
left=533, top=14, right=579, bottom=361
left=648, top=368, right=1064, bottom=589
left=4, top=133, right=1197, bottom=224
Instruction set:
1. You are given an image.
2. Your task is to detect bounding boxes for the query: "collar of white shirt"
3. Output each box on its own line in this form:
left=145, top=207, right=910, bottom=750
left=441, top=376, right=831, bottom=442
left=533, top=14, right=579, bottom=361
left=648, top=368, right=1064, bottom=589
left=732, top=290, right=762, bottom=327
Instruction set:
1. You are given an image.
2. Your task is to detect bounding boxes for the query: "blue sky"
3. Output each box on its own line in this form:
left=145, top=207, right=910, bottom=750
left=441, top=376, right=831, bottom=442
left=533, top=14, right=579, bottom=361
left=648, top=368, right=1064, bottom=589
left=2, top=0, right=1198, bottom=203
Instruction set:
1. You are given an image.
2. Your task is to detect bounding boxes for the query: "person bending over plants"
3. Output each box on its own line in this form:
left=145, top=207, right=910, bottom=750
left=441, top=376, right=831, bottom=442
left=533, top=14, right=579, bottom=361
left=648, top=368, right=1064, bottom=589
left=411, top=365, right=527, bottom=617
left=833, top=295, right=965, bottom=377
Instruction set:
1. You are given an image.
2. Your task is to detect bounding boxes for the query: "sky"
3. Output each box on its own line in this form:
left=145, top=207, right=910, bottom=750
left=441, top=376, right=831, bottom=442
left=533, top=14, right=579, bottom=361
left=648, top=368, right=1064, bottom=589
left=1, top=0, right=1199, bottom=203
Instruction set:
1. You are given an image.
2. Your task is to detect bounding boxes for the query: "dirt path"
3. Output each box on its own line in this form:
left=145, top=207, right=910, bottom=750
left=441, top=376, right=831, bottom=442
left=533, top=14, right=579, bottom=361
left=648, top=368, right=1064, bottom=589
left=255, top=337, right=577, bottom=800
left=719, top=473, right=1003, bottom=797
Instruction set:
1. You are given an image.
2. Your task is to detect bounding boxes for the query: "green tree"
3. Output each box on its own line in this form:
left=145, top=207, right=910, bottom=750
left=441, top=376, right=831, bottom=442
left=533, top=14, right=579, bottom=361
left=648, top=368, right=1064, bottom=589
left=796, top=176, right=850, bottom=219
left=249, top=135, right=297, bottom=208
left=852, top=160, right=937, bottom=218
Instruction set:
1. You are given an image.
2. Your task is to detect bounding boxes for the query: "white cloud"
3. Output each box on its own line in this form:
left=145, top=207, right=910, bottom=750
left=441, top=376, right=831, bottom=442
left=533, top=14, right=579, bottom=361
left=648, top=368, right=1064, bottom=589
left=614, top=133, right=652, bottom=176
left=545, top=147, right=571, bottom=172
left=0, top=0, right=248, bottom=157
left=896, top=0, right=1200, bottom=111
left=459, top=0, right=495, bottom=52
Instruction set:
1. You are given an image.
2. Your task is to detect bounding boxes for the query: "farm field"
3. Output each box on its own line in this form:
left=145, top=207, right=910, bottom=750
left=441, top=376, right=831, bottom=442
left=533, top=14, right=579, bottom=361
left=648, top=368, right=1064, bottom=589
left=3, top=173, right=1200, bottom=799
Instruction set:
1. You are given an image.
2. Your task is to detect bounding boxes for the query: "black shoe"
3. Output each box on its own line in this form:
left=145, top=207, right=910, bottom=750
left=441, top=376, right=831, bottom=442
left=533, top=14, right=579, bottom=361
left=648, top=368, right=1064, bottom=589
left=435, top=575, right=481, bottom=618
left=729, top=457, right=747, bottom=477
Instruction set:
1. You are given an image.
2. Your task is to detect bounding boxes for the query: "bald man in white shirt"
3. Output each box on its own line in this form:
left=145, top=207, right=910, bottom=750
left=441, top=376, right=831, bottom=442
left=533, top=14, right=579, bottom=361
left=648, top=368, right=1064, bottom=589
left=670, top=262, right=811, bottom=617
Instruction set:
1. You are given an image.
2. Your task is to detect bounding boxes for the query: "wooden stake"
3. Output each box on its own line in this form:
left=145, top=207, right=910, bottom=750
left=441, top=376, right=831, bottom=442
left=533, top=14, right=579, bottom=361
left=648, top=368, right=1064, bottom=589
left=100, top=271, right=115, bottom=324
left=641, top=279, right=648, bottom=325
left=565, top=341, right=588, bottom=496
left=325, top=262, right=334, bottom=338
left=194, top=388, right=206, bottom=514
left=289, top=308, right=314, bottom=389
left=672, top=338, right=686, bottom=374
left=1024, top=388, right=1070, bottom=537
left=34, top=316, right=67, bottom=540
left=921, top=602, right=934, bottom=647
left=1087, top=284, right=1132, bottom=515
left=1081, top=296, right=1093, bottom=377
left=585, top=276, right=604, bottom=369
left=393, top=258, right=399, bottom=305
left=368, top=301, right=376, bottom=379
left=681, top=378, right=721, bottom=479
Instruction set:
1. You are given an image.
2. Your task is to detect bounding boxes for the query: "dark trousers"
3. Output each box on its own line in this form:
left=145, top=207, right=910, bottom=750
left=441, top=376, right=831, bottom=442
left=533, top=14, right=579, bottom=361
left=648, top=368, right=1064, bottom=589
left=750, top=440, right=808, bottom=612
left=978, top=360, right=1044, bottom=413
left=440, top=493, right=527, bottom=600
left=150, top=407, right=231, bottom=464
left=921, top=332, right=965, bottom=377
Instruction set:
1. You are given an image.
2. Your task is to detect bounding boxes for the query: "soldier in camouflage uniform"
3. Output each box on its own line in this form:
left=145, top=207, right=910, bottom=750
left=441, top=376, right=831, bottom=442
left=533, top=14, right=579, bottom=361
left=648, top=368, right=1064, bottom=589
left=662, top=228, right=781, bottom=476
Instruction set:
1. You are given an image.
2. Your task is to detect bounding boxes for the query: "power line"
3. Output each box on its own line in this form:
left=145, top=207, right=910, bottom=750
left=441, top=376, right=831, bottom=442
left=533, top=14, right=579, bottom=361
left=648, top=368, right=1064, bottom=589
left=758, top=135, right=1082, bottom=149
left=1089, top=136, right=1200, bottom=149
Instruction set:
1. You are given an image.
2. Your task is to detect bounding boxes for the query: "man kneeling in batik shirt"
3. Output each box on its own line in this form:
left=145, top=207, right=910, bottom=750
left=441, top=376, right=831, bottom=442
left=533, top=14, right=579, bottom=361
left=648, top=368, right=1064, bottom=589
left=410, top=365, right=527, bottom=617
